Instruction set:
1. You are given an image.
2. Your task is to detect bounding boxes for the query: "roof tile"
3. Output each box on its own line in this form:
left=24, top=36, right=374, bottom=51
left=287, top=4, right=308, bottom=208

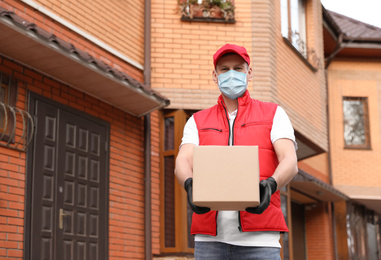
left=328, top=10, right=381, bottom=41
left=0, top=6, right=169, bottom=106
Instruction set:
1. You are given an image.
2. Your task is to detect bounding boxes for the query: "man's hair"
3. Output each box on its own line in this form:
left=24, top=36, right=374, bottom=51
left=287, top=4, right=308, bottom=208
left=219, top=53, right=250, bottom=69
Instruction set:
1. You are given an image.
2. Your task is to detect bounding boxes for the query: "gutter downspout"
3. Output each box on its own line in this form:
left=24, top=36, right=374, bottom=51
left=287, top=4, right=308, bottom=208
left=144, top=0, right=152, bottom=259
left=144, top=115, right=152, bottom=260
left=324, top=25, right=340, bottom=257
left=325, top=67, right=339, bottom=260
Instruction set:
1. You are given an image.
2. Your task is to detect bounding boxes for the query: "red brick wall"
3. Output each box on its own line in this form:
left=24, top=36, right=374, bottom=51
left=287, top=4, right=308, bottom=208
left=305, top=202, right=335, bottom=260
left=0, top=57, right=28, bottom=260
left=2, top=0, right=145, bottom=66
left=151, top=0, right=328, bottom=152
left=0, top=147, right=25, bottom=260
left=328, top=60, right=381, bottom=190
left=1, top=0, right=144, bottom=81
left=0, top=56, right=160, bottom=259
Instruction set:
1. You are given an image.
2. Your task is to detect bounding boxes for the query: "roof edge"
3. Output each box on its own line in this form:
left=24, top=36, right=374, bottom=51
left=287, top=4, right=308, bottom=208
left=322, top=5, right=342, bottom=38
left=0, top=6, right=170, bottom=115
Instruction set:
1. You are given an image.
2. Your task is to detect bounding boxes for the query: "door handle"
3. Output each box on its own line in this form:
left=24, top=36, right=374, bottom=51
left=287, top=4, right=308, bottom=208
left=59, top=208, right=71, bottom=229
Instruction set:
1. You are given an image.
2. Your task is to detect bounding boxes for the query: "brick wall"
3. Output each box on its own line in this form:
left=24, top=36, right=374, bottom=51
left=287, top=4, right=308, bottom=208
left=151, top=0, right=328, bottom=151
left=0, top=57, right=27, bottom=260
left=328, top=59, right=381, bottom=189
left=1, top=0, right=144, bottom=80
left=305, top=202, right=335, bottom=260
left=298, top=153, right=330, bottom=182
left=1, top=1, right=163, bottom=258
left=151, top=0, right=253, bottom=110
left=275, top=0, right=328, bottom=151
left=150, top=110, right=161, bottom=255
left=0, top=56, right=160, bottom=259
left=6, top=0, right=145, bottom=66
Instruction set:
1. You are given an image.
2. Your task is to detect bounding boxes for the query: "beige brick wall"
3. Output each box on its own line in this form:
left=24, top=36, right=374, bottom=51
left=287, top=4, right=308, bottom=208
left=11, top=0, right=145, bottom=67
left=298, top=153, right=330, bottom=182
left=151, top=0, right=328, bottom=151
left=151, top=0, right=253, bottom=108
left=275, top=0, right=327, bottom=150
left=328, top=59, right=381, bottom=189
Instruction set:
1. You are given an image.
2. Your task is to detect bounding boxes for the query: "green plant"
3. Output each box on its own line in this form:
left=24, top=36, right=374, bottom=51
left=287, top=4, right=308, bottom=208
left=178, top=0, right=235, bottom=19
left=203, top=0, right=234, bottom=11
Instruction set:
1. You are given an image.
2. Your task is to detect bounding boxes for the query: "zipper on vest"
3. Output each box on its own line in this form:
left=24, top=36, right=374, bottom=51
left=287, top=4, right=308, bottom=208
left=231, top=117, right=237, bottom=145
left=222, top=105, right=237, bottom=146
left=238, top=211, right=242, bottom=232
left=222, top=105, right=231, bottom=145
left=241, top=121, right=272, bottom=127
left=199, top=127, right=222, bottom=132
left=215, top=211, right=219, bottom=236
left=222, top=101, right=242, bottom=232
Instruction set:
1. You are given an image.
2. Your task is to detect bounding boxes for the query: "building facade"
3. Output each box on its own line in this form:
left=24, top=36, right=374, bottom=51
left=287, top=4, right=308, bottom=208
left=0, top=0, right=169, bottom=259
left=323, top=9, right=381, bottom=260
left=151, top=1, right=349, bottom=259
left=0, top=0, right=380, bottom=260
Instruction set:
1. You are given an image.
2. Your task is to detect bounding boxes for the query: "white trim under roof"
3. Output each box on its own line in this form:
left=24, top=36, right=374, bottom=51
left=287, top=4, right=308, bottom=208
left=19, top=0, right=144, bottom=71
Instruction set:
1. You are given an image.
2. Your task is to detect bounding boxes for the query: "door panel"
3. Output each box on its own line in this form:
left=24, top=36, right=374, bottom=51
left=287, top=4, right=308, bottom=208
left=30, top=98, right=108, bottom=260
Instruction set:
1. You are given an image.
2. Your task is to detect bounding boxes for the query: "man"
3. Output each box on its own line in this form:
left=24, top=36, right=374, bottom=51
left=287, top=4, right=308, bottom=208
left=175, top=43, right=298, bottom=260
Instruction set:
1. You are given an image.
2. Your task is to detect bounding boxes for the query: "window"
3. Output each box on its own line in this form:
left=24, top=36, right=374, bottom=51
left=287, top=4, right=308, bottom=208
left=0, top=75, right=10, bottom=133
left=179, top=0, right=235, bottom=23
left=281, top=0, right=307, bottom=57
left=160, top=109, right=195, bottom=253
left=343, top=97, right=370, bottom=149
left=0, top=72, right=18, bottom=141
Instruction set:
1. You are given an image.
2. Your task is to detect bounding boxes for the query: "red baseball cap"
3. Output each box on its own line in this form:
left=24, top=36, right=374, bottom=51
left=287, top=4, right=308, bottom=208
left=213, top=44, right=250, bottom=68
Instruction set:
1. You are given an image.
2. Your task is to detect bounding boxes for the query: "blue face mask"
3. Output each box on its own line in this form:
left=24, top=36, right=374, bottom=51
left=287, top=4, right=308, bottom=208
left=217, top=70, right=248, bottom=100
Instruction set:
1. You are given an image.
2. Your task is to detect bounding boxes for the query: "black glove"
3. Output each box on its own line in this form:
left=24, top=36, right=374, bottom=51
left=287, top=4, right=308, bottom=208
left=184, top=178, right=210, bottom=214
left=246, top=177, right=277, bottom=214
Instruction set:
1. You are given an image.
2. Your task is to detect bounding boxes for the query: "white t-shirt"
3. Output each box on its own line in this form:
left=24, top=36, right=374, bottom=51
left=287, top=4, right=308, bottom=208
left=181, top=106, right=296, bottom=247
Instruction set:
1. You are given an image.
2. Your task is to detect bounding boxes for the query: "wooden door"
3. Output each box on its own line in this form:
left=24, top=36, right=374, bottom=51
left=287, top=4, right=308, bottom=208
left=28, top=95, right=109, bottom=260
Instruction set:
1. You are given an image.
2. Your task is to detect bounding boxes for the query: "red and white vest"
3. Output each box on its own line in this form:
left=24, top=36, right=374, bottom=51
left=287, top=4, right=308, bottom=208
left=191, top=90, right=289, bottom=235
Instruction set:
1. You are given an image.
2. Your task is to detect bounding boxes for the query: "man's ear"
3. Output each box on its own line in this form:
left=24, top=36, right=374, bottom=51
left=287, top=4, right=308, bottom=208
left=247, top=67, right=253, bottom=82
left=212, top=70, right=218, bottom=84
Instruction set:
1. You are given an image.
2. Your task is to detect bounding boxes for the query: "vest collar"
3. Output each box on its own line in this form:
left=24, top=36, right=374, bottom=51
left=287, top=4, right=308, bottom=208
left=218, top=90, right=251, bottom=109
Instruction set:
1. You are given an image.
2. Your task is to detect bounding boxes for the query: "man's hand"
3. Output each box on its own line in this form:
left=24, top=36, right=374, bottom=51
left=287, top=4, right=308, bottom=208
left=246, top=177, right=277, bottom=214
left=184, top=178, right=210, bottom=214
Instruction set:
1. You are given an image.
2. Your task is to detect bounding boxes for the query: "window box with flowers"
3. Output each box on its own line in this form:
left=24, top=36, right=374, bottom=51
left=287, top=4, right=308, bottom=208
left=178, top=0, right=235, bottom=23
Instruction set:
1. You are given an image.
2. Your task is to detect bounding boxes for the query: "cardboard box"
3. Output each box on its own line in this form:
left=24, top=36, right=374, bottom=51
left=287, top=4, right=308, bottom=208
left=193, top=145, right=260, bottom=211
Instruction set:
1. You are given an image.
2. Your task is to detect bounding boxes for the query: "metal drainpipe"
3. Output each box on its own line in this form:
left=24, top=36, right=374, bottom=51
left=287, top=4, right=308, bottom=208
left=144, top=0, right=152, bottom=259
left=325, top=62, right=338, bottom=260
left=143, top=116, right=152, bottom=260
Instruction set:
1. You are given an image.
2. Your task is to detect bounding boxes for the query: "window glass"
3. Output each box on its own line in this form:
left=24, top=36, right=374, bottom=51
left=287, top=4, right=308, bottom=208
left=291, top=0, right=306, bottom=55
left=164, top=155, right=176, bottom=247
left=280, top=0, right=289, bottom=37
left=0, top=84, right=7, bottom=103
left=0, top=84, right=8, bottom=130
left=290, top=0, right=300, bottom=38
left=0, top=73, right=14, bottom=135
left=281, top=0, right=307, bottom=56
left=164, top=117, right=175, bottom=151
left=161, top=110, right=197, bottom=252
left=343, top=97, right=370, bottom=148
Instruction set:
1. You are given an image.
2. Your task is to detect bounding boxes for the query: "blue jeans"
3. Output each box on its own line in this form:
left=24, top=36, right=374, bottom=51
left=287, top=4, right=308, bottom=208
left=194, top=242, right=281, bottom=260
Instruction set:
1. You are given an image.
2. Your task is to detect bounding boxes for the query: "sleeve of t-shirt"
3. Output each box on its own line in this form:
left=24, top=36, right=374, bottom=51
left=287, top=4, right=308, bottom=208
left=180, top=115, right=199, bottom=147
left=271, top=106, right=298, bottom=150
